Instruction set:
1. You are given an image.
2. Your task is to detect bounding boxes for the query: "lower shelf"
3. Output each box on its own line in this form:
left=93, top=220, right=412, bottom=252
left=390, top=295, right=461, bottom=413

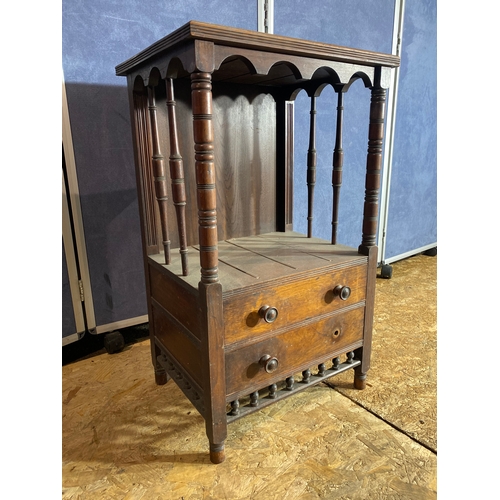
left=226, top=355, right=361, bottom=423
left=156, top=348, right=361, bottom=427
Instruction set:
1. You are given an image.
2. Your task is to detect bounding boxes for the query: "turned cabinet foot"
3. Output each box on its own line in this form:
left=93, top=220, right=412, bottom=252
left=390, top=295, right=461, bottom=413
left=154, top=369, right=169, bottom=386
left=354, top=370, right=367, bottom=390
left=209, top=442, right=225, bottom=464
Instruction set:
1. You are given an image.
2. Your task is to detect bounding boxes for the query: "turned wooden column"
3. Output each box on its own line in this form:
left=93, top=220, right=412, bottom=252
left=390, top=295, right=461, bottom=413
left=147, top=85, right=171, bottom=264
left=306, top=95, right=317, bottom=238
left=358, top=87, right=387, bottom=255
left=166, top=78, right=189, bottom=276
left=132, top=88, right=168, bottom=385
left=191, top=72, right=218, bottom=284
left=331, top=90, right=344, bottom=245
left=191, top=70, right=226, bottom=464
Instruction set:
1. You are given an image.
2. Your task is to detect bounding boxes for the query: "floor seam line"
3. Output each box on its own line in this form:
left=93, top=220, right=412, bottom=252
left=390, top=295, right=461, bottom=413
left=324, top=383, right=437, bottom=455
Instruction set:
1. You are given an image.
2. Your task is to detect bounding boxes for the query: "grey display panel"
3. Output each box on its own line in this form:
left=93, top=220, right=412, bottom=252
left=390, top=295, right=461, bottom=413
left=274, top=0, right=395, bottom=248
left=384, top=0, right=437, bottom=260
left=62, top=0, right=258, bottom=330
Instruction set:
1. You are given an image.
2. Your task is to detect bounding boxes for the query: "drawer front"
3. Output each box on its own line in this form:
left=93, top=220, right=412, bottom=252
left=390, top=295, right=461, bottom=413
left=225, top=305, right=365, bottom=398
left=223, top=263, right=366, bottom=346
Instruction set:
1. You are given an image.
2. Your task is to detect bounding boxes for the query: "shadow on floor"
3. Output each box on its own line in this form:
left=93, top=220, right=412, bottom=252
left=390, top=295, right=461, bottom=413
left=62, top=323, right=150, bottom=366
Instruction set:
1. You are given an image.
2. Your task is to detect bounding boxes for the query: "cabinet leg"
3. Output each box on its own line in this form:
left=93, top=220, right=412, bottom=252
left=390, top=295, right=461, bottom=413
left=209, top=441, right=225, bottom=464
left=354, top=366, right=367, bottom=390
left=154, top=369, right=169, bottom=385
left=151, top=342, right=169, bottom=385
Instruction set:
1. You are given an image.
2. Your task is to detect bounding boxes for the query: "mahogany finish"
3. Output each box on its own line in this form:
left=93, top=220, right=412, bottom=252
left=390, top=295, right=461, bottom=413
left=116, top=21, right=399, bottom=464
left=147, top=86, right=171, bottom=264
left=332, top=90, right=344, bottom=245
left=306, top=95, right=317, bottom=238
left=165, top=78, right=189, bottom=275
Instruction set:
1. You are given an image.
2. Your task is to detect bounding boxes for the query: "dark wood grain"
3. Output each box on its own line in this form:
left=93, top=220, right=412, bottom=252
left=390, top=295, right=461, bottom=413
left=225, top=306, right=365, bottom=399
left=132, top=87, right=161, bottom=255
left=359, top=87, right=387, bottom=254
left=331, top=90, right=344, bottom=244
left=223, top=261, right=367, bottom=346
left=147, top=85, right=171, bottom=263
left=166, top=77, right=189, bottom=275
left=148, top=263, right=200, bottom=337
left=354, top=244, right=378, bottom=389
left=146, top=82, right=277, bottom=251
left=116, top=21, right=400, bottom=76
left=118, top=21, right=397, bottom=464
left=306, top=96, right=317, bottom=238
left=199, top=282, right=227, bottom=464
left=191, top=71, right=219, bottom=284
left=151, top=301, right=203, bottom=386
left=127, top=85, right=166, bottom=383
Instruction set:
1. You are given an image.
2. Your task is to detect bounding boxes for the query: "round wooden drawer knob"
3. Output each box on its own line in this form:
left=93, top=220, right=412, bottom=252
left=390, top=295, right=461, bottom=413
left=333, top=285, right=351, bottom=300
left=259, top=354, right=279, bottom=373
left=258, top=305, right=279, bottom=323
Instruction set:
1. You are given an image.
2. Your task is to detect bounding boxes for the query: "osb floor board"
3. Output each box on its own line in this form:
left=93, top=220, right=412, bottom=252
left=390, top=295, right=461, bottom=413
left=62, top=252, right=437, bottom=499
left=330, top=254, right=437, bottom=452
left=62, top=344, right=436, bottom=499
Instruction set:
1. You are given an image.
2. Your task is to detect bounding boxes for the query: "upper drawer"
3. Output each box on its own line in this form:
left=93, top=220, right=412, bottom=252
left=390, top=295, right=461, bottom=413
left=223, top=262, right=367, bottom=346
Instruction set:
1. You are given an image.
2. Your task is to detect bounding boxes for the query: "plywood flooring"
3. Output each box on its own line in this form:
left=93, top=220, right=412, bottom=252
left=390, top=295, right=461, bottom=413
left=330, top=253, right=437, bottom=451
left=62, top=253, right=437, bottom=499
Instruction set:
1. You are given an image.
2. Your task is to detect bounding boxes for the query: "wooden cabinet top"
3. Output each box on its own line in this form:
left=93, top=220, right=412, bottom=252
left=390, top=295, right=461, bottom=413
left=116, top=20, right=400, bottom=89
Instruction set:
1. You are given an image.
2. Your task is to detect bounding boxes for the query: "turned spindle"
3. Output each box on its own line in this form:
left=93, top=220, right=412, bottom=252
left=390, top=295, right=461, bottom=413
left=346, top=351, right=355, bottom=364
left=250, top=391, right=259, bottom=407
left=331, top=90, right=344, bottom=244
left=268, top=384, right=277, bottom=399
left=165, top=78, right=189, bottom=275
left=359, top=87, right=387, bottom=254
left=285, top=376, right=294, bottom=391
left=306, top=95, right=317, bottom=238
left=147, top=85, right=171, bottom=264
left=230, top=400, right=240, bottom=416
left=191, top=72, right=218, bottom=283
left=318, top=363, right=326, bottom=377
left=302, top=369, right=311, bottom=383
left=332, top=357, right=340, bottom=370
left=133, top=91, right=157, bottom=251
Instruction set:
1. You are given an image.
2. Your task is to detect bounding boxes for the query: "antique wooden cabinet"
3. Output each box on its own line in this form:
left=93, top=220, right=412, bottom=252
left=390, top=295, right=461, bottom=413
left=116, top=21, right=399, bottom=463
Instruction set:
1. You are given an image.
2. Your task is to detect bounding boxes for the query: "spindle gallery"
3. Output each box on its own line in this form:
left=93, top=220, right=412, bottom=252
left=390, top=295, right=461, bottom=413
left=116, top=21, right=400, bottom=463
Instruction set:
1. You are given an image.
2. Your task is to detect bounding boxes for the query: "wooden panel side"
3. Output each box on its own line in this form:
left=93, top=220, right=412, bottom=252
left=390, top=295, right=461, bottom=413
left=149, top=263, right=200, bottom=338
left=132, top=86, right=162, bottom=255
left=212, top=84, right=276, bottom=240
left=151, top=301, right=203, bottom=386
left=152, top=81, right=277, bottom=252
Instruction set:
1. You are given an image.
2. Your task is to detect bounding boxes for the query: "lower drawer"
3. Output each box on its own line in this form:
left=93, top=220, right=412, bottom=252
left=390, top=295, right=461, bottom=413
left=225, top=305, right=365, bottom=399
